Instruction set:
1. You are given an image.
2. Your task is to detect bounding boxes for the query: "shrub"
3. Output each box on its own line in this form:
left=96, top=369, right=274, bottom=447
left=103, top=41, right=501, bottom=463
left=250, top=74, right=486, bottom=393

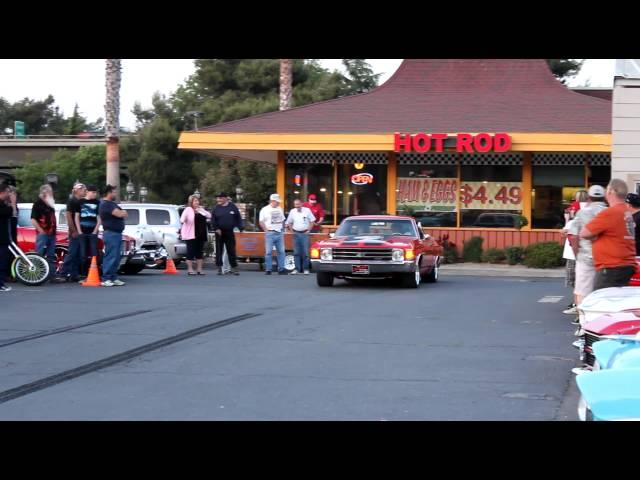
left=462, top=236, right=484, bottom=263
left=482, top=248, right=506, bottom=264
left=513, top=215, right=529, bottom=230
left=523, top=242, right=564, bottom=269
left=505, top=246, right=525, bottom=265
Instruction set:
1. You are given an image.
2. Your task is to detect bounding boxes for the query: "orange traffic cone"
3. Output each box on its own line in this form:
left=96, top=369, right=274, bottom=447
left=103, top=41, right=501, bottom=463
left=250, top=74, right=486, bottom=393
left=164, top=257, right=179, bottom=274
left=81, top=256, right=101, bottom=287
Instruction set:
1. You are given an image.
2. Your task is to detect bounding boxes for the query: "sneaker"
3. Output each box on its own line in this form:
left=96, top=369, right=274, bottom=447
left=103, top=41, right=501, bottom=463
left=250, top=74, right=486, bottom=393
left=563, top=306, right=578, bottom=315
left=217, top=268, right=223, bottom=275
left=101, top=280, right=115, bottom=287
left=290, top=270, right=299, bottom=275
left=572, top=339, right=585, bottom=350
left=570, top=317, right=581, bottom=326
left=265, top=271, right=272, bottom=275
left=566, top=302, right=576, bottom=309
left=571, top=366, right=592, bottom=375
left=574, top=327, right=584, bottom=337
left=231, top=269, right=239, bottom=276
left=303, top=270, right=310, bottom=275
left=112, top=279, right=126, bottom=286
left=0, top=285, right=12, bottom=292
left=278, top=270, right=289, bottom=275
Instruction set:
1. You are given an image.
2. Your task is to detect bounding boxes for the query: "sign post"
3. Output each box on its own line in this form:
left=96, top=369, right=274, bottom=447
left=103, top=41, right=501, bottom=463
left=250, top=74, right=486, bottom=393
left=14, top=121, right=26, bottom=138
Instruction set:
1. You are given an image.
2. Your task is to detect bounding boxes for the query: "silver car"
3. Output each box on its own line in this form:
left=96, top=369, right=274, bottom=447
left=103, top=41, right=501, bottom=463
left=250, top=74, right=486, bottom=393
left=119, top=203, right=187, bottom=268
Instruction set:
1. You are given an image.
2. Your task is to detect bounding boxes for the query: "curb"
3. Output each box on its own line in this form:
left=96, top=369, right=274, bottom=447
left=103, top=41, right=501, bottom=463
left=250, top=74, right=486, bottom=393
left=440, top=264, right=565, bottom=278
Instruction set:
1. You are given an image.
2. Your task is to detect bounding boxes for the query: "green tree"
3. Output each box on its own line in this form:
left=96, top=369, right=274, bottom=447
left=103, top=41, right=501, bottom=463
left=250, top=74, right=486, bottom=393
left=341, top=59, right=382, bottom=94
left=64, top=104, right=88, bottom=135
left=546, top=59, right=583, bottom=83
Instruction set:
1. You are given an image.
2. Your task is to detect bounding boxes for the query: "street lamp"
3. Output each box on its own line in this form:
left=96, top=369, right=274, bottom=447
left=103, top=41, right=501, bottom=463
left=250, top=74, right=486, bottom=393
left=186, top=111, right=204, bottom=131
left=235, top=186, right=244, bottom=202
left=126, top=181, right=135, bottom=201
left=139, top=186, right=148, bottom=202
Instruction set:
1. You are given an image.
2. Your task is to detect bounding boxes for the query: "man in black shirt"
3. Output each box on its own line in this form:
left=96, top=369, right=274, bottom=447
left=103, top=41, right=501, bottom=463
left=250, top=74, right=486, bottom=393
left=58, top=182, right=86, bottom=282
left=0, top=183, right=16, bottom=292
left=211, top=192, right=243, bottom=275
left=98, top=185, right=128, bottom=287
left=76, top=185, right=101, bottom=276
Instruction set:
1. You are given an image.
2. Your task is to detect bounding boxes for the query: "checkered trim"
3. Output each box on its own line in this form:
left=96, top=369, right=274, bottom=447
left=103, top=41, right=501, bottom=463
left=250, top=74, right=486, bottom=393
left=398, top=153, right=459, bottom=165
left=532, top=153, right=586, bottom=166
left=460, top=153, right=523, bottom=166
left=588, top=153, right=611, bottom=167
left=286, top=152, right=335, bottom=164
left=336, top=152, right=388, bottom=164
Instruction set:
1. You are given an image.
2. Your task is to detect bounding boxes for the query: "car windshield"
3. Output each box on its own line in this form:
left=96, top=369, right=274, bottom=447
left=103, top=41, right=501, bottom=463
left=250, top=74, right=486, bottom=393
left=336, top=219, right=416, bottom=237
left=18, top=209, right=32, bottom=227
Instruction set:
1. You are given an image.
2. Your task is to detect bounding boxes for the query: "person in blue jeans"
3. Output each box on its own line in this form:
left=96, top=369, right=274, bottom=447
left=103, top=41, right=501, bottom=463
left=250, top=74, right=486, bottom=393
left=259, top=193, right=287, bottom=275
left=58, top=182, right=86, bottom=282
left=0, top=184, right=16, bottom=292
left=285, top=198, right=316, bottom=275
left=30, top=185, right=58, bottom=279
left=76, top=185, right=101, bottom=276
left=98, top=185, right=128, bottom=287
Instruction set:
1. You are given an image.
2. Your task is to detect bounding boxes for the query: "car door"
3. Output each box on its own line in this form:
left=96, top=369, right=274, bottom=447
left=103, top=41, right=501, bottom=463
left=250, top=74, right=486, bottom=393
left=122, top=208, right=145, bottom=246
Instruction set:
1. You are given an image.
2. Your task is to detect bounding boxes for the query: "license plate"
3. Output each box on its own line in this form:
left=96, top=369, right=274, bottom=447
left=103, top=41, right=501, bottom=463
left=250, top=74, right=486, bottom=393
left=352, top=265, right=370, bottom=275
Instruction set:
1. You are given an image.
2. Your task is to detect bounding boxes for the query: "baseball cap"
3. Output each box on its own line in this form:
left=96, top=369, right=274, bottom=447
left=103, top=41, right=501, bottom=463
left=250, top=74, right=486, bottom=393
left=270, top=193, right=281, bottom=202
left=216, top=192, right=228, bottom=198
left=308, top=194, right=317, bottom=200
left=588, top=185, right=605, bottom=198
left=626, top=193, right=640, bottom=208
left=86, top=185, right=98, bottom=192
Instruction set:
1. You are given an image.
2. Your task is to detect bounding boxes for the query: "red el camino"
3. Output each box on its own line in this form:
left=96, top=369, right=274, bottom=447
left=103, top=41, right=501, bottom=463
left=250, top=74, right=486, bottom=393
left=310, top=215, right=443, bottom=288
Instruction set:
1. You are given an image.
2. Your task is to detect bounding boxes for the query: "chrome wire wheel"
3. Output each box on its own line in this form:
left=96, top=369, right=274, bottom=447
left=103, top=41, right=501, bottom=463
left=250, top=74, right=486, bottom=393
left=14, top=254, right=50, bottom=286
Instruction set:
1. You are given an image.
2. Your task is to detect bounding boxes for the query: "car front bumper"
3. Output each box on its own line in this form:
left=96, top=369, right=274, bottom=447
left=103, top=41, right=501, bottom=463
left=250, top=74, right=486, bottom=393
left=311, top=260, right=416, bottom=275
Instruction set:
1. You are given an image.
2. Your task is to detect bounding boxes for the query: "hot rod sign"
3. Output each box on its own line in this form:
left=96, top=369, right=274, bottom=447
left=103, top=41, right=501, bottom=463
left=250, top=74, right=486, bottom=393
left=394, top=133, right=512, bottom=153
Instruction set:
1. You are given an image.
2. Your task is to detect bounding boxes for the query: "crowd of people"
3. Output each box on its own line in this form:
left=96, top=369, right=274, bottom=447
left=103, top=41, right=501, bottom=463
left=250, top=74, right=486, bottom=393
left=560, top=178, right=640, bottom=374
left=0, top=181, right=327, bottom=291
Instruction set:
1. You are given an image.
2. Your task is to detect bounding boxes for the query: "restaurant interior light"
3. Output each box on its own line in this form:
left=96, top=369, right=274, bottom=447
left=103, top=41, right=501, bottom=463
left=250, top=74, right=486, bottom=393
left=320, top=187, right=327, bottom=192
left=354, top=162, right=365, bottom=170
left=338, top=190, right=343, bottom=194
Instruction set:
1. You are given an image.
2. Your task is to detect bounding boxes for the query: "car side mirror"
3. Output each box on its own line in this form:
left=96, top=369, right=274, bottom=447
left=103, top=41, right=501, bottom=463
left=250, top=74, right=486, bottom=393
left=329, top=233, right=336, bottom=239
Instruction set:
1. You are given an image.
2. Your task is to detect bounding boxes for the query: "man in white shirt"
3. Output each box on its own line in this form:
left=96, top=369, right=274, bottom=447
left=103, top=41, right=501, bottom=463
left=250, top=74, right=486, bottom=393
left=259, top=193, right=287, bottom=275
left=286, top=198, right=316, bottom=275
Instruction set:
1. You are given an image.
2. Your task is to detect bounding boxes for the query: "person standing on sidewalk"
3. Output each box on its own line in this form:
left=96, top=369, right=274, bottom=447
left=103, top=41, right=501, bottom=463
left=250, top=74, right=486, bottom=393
left=260, top=194, right=287, bottom=275
left=211, top=192, right=243, bottom=275
left=285, top=198, right=315, bottom=275
left=59, top=183, right=86, bottom=282
left=76, top=185, right=101, bottom=277
left=580, top=179, right=637, bottom=291
left=0, top=183, right=15, bottom=292
left=566, top=185, right=607, bottom=315
left=304, top=194, right=325, bottom=233
left=98, top=185, right=128, bottom=287
left=180, top=194, right=212, bottom=276
left=30, top=185, right=58, bottom=280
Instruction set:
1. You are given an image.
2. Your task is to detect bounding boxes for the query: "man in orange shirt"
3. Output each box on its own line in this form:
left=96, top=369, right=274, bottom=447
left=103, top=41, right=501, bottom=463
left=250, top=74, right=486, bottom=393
left=580, top=179, right=637, bottom=291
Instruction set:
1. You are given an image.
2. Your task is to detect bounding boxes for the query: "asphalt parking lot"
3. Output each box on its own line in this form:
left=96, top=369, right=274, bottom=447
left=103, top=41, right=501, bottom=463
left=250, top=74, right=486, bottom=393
left=0, top=266, right=580, bottom=420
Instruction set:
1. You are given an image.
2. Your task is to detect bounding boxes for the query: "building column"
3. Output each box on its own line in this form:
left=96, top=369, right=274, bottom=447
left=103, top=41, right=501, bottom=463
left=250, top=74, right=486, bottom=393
left=612, top=62, right=640, bottom=192
left=277, top=150, right=286, bottom=210
left=387, top=152, right=397, bottom=215
left=522, top=152, right=532, bottom=231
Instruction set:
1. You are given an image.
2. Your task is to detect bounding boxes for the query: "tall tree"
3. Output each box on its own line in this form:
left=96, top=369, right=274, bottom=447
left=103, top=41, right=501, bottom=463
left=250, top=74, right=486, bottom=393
left=279, top=59, right=293, bottom=110
left=546, top=59, right=583, bottom=83
left=105, top=59, right=122, bottom=197
left=341, top=59, right=382, bottom=94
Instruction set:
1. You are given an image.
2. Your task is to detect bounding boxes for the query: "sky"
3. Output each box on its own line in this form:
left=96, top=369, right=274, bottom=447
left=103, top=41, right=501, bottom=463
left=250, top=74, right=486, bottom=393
left=0, top=59, right=616, bottom=131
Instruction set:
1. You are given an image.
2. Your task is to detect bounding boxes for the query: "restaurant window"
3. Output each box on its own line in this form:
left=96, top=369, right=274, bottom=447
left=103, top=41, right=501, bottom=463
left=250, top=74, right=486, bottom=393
left=396, top=154, right=457, bottom=227
left=532, top=153, right=586, bottom=229
left=285, top=160, right=334, bottom=224
left=337, top=155, right=387, bottom=223
left=587, top=154, right=611, bottom=188
left=460, top=155, right=523, bottom=228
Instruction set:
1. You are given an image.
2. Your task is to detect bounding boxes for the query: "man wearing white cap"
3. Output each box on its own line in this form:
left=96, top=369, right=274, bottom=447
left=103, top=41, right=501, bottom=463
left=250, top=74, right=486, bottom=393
left=58, top=182, right=87, bottom=282
left=567, top=185, right=607, bottom=316
left=259, top=193, right=287, bottom=275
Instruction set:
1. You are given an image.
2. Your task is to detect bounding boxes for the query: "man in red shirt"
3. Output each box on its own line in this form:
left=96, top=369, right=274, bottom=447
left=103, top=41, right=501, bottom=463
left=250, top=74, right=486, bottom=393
left=580, top=179, right=637, bottom=291
left=303, top=194, right=325, bottom=233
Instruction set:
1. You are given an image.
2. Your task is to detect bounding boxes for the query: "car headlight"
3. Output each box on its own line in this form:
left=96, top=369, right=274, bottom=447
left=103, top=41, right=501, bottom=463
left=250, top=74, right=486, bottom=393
left=320, top=248, right=332, bottom=260
left=392, top=249, right=404, bottom=261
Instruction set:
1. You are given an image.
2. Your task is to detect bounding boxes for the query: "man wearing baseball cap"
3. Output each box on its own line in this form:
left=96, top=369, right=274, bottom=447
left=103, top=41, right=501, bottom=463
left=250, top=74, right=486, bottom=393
left=566, top=185, right=607, bottom=316
left=259, top=193, right=287, bottom=274
left=58, top=182, right=86, bottom=282
left=303, top=194, right=325, bottom=233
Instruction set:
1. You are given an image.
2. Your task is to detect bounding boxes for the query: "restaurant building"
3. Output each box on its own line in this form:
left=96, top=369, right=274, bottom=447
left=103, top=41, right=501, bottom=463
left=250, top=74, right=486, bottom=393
left=178, top=59, right=612, bottom=250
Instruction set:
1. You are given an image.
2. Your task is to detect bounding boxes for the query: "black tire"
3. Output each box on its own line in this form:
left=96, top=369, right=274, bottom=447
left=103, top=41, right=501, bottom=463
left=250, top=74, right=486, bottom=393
left=316, top=272, right=334, bottom=287
left=423, top=263, right=439, bottom=283
left=120, top=264, right=145, bottom=275
left=401, top=269, right=421, bottom=289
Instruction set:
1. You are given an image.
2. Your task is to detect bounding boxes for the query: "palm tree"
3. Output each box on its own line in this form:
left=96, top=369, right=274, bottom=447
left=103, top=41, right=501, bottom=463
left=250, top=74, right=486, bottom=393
left=279, top=59, right=293, bottom=111
left=105, top=59, right=122, bottom=197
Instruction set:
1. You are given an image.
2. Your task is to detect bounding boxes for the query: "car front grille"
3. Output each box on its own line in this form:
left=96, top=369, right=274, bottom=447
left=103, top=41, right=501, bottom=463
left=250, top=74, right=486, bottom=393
left=332, top=248, right=394, bottom=261
left=584, top=332, right=600, bottom=351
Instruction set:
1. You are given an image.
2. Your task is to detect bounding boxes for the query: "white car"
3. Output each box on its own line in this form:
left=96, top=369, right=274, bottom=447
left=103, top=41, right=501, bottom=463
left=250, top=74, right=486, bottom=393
left=578, top=287, right=640, bottom=325
left=119, top=203, right=187, bottom=266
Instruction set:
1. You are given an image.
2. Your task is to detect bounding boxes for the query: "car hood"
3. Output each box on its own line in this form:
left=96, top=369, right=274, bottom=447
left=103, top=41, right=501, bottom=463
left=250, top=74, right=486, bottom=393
left=579, top=287, right=640, bottom=314
left=577, top=368, right=640, bottom=420
left=313, top=235, right=416, bottom=248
